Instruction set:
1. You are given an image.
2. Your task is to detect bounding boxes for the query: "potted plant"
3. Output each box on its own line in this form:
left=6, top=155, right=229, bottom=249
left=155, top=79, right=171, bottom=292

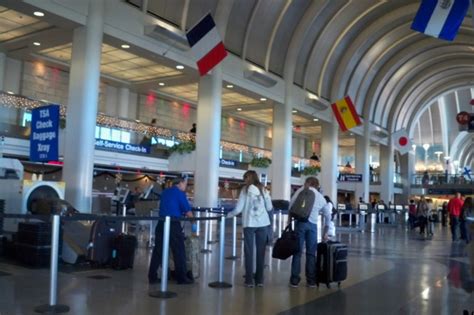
left=168, top=140, right=195, bottom=155
left=249, top=156, right=272, bottom=168
left=168, top=140, right=196, bottom=172
left=302, top=165, right=321, bottom=176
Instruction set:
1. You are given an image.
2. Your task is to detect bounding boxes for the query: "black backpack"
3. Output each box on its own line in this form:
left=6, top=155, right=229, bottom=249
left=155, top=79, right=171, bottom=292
left=289, top=188, right=315, bottom=221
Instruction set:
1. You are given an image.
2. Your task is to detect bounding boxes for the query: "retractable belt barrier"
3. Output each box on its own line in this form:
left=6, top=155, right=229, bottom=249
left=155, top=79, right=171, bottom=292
left=0, top=211, right=230, bottom=308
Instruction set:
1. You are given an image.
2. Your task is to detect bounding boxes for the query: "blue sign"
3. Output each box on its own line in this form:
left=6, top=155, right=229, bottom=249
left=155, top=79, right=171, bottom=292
left=30, top=105, right=59, bottom=162
left=219, top=159, right=237, bottom=167
left=95, top=139, right=150, bottom=154
left=338, top=173, right=363, bottom=182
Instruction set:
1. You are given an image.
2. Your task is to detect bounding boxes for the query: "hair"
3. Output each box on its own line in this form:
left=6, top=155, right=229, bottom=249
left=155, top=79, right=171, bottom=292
left=463, top=197, right=472, bottom=208
left=172, top=176, right=187, bottom=186
left=151, top=118, right=157, bottom=124
left=410, top=199, right=414, bottom=203
left=304, top=176, right=319, bottom=189
left=243, top=170, right=263, bottom=192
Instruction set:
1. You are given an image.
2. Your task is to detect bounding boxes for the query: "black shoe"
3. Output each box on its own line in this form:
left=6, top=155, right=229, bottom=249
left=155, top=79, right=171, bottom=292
left=177, top=277, right=194, bottom=285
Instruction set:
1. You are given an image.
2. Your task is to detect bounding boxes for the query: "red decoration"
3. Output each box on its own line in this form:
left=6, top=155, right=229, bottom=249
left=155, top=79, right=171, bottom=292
left=398, top=136, right=408, bottom=146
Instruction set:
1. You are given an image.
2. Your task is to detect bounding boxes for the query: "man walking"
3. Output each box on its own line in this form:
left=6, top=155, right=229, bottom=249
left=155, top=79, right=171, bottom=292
left=148, top=176, right=194, bottom=285
left=289, top=177, right=331, bottom=288
left=447, top=192, right=464, bottom=241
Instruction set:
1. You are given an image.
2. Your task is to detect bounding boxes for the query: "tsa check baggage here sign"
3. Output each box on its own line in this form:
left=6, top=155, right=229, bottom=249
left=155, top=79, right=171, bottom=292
left=30, top=104, right=59, bottom=162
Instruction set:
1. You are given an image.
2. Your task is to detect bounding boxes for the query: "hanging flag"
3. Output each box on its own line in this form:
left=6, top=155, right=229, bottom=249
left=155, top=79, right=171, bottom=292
left=186, top=13, right=228, bottom=76
left=331, top=96, right=362, bottom=132
left=411, top=0, right=470, bottom=41
left=463, top=166, right=472, bottom=180
left=392, top=128, right=411, bottom=155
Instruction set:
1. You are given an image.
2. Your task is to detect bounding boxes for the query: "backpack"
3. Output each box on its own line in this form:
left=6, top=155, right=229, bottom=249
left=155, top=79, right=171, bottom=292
left=289, top=188, right=316, bottom=221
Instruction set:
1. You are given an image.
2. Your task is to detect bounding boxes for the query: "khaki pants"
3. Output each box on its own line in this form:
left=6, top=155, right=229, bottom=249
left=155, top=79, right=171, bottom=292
left=470, top=224, right=474, bottom=276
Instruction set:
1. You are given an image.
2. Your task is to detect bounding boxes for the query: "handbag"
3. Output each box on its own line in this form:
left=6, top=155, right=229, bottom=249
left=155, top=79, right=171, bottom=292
left=260, top=189, right=274, bottom=246
left=272, top=224, right=300, bottom=260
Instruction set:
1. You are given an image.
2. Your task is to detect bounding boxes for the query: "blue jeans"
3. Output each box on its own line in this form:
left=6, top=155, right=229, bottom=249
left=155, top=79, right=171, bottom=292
left=291, top=221, right=317, bottom=284
left=243, top=226, right=268, bottom=284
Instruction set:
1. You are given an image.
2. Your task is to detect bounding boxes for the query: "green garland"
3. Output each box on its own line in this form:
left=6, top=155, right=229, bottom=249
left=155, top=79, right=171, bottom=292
left=250, top=156, right=272, bottom=168
left=302, top=165, right=321, bottom=175
left=169, top=140, right=196, bottom=154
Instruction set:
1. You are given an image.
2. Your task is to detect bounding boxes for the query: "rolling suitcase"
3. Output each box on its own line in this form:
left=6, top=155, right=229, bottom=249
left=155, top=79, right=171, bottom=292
left=111, top=234, right=137, bottom=270
left=316, top=241, right=348, bottom=288
left=87, top=218, right=121, bottom=265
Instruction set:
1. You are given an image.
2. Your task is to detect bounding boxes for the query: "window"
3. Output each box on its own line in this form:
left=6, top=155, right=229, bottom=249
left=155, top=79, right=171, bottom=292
left=22, top=112, right=32, bottom=127
left=95, top=126, right=131, bottom=144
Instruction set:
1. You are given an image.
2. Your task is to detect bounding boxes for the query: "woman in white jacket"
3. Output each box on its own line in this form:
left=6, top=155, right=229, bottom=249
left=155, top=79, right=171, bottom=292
left=227, top=170, right=273, bottom=287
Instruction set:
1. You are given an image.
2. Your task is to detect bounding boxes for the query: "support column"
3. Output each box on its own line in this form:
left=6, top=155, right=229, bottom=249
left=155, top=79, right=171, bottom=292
left=194, top=67, right=222, bottom=207
left=256, top=126, right=265, bottom=148
left=380, top=142, right=395, bottom=204
left=400, top=151, right=415, bottom=202
left=271, top=87, right=292, bottom=200
left=355, top=130, right=370, bottom=203
left=63, top=0, right=105, bottom=212
left=320, top=121, right=338, bottom=203
left=117, top=87, right=130, bottom=118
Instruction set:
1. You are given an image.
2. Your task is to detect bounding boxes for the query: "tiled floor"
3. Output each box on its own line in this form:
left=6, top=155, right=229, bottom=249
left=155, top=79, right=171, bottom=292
left=1, top=222, right=473, bottom=315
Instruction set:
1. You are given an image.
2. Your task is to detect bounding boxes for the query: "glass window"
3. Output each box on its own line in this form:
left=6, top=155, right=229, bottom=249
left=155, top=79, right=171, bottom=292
left=22, top=112, right=32, bottom=127
left=95, top=126, right=100, bottom=139
left=111, top=129, right=121, bottom=142
left=121, top=131, right=131, bottom=143
left=100, top=127, right=111, bottom=140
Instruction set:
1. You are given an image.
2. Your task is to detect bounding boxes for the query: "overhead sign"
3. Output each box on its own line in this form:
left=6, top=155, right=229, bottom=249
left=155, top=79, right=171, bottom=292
left=30, top=104, right=59, bottom=162
left=219, top=159, right=237, bottom=167
left=95, top=139, right=150, bottom=154
left=338, top=173, right=363, bottom=182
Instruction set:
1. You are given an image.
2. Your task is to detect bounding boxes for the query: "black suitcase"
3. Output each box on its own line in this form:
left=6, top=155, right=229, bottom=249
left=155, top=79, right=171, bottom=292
left=316, top=241, right=348, bottom=288
left=87, top=218, right=121, bottom=265
left=111, top=234, right=137, bottom=270
left=17, top=222, right=52, bottom=246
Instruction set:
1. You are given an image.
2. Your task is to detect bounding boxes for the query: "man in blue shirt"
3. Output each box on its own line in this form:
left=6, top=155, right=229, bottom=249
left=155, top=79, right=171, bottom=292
left=148, top=176, right=194, bottom=285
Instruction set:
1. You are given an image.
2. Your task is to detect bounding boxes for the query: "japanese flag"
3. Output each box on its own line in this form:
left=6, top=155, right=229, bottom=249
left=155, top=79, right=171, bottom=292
left=392, top=129, right=411, bottom=155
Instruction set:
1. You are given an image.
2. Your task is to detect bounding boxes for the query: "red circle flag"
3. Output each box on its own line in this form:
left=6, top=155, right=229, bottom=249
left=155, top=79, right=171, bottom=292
left=398, top=137, right=408, bottom=146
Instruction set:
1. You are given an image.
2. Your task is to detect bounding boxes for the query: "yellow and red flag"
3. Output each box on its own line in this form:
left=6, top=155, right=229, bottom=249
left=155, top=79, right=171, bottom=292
left=331, top=96, right=362, bottom=132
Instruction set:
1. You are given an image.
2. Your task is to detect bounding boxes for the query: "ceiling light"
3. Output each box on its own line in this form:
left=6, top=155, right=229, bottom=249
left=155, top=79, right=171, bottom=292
left=144, top=24, right=189, bottom=51
left=350, top=133, right=354, bottom=136
left=305, top=97, right=329, bottom=111
left=7, top=91, right=14, bottom=95
left=226, top=84, right=234, bottom=89
left=33, top=42, right=41, bottom=46
left=243, top=70, right=277, bottom=87
left=121, top=44, right=130, bottom=49
left=135, top=119, right=141, bottom=123
left=33, top=11, right=44, bottom=17
left=237, top=108, right=242, bottom=111
left=313, top=118, right=319, bottom=122
left=158, top=82, right=165, bottom=86
left=260, top=97, right=267, bottom=101
left=292, top=110, right=297, bottom=113
left=176, top=65, right=184, bottom=70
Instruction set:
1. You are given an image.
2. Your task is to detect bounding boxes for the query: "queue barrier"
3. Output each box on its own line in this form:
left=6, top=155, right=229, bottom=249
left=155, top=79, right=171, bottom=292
left=0, top=211, right=230, bottom=311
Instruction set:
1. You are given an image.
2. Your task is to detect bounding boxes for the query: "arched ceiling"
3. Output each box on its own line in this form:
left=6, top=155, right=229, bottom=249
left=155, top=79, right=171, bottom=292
left=1, top=0, right=472, bottom=161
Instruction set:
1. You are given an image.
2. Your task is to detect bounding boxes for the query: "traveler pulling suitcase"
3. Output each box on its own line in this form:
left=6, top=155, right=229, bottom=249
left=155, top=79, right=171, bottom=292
left=87, top=218, right=121, bottom=265
left=111, top=234, right=137, bottom=269
left=316, top=241, right=348, bottom=288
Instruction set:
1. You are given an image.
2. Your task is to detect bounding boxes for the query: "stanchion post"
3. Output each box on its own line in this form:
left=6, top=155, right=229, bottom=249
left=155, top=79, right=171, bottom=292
left=201, top=210, right=211, bottom=253
left=149, top=216, right=177, bottom=299
left=196, top=207, right=201, bottom=236
left=34, top=215, right=70, bottom=314
left=122, top=204, right=127, bottom=233
left=209, top=216, right=232, bottom=288
left=226, top=215, right=238, bottom=260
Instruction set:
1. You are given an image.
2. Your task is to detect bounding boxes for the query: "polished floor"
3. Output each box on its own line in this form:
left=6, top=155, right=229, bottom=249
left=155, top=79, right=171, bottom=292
left=1, top=221, right=473, bottom=315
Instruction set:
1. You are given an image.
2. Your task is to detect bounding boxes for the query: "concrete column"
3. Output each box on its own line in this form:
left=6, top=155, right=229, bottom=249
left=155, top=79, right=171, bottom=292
left=0, top=52, right=5, bottom=90
left=4, top=58, right=22, bottom=94
left=400, top=151, right=415, bottom=202
left=63, top=0, right=105, bottom=212
left=355, top=130, right=370, bottom=203
left=379, top=142, right=395, bottom=204
left=104, top=85, right=117, bottom=116
left=194, top=67, right=222, bottom=207
left=117, top=86, right=130, bottom=118
left=256, top=126, right=265, bottom=148
left=299, top=138, right=306, bottom=157
left=320, top=121, right=338, bottom=203
left=271, top=91, right=292, bottom=200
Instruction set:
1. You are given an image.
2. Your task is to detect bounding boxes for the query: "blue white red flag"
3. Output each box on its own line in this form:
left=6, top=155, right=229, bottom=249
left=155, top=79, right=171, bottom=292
left=186, top=13, right=228, bottom=76
left=411, top=0, right=470, bottom=41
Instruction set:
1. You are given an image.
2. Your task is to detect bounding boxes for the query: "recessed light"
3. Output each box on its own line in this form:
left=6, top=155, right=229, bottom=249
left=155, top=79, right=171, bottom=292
left=7, top=91, right=14, bottom=95
left=260, top=97, right=267, bottom=101
left=350, top=133, right=354, bottom=136
left=313, top=118, right=319, bottom=122
left=33, top=42, right=41, bottom=46
left=121, top=44, right=130, bottom=49
left=33, top=11, right=44, bottom=17
left=176, top=65, right=184, bottom=70
left=226, top=84, right=234, bottom=89
left=237, top=108, right=242, bottom=111
left=158, top=82, right=165, bottom=86
left=292, top=110, right=297, bottom=113
left=135, top=119, right=141, bottom=123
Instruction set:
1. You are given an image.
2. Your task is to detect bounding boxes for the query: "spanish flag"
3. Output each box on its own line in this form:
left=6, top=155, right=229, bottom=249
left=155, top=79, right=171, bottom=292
left=331, top=96, right=362, bottom=132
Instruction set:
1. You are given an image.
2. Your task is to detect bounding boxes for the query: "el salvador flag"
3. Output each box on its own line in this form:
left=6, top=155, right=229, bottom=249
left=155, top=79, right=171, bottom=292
left=411, top=0, right=470, bottom=41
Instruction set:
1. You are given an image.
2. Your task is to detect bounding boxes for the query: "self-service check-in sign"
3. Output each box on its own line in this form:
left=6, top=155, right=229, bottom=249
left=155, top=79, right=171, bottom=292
left=30, top=104, right=59, bottom=162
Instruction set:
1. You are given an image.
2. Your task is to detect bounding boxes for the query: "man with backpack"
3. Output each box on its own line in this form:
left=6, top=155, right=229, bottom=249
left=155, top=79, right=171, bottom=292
left=288, top=176, right=331, bottom=288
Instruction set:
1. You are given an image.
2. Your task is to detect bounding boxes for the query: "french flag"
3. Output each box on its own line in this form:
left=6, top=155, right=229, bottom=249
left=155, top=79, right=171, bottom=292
left=186, top=14, right=228, bottom=76
left=411, top=0, right=470, bottom=41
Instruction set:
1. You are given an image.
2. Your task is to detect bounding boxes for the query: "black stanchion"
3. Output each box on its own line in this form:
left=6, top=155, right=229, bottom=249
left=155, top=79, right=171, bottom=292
left=34, top=215, right=70, bottom=313
left=149, top=216, right=177, bottom=299
left=209, top=216, right=232, bottom=288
